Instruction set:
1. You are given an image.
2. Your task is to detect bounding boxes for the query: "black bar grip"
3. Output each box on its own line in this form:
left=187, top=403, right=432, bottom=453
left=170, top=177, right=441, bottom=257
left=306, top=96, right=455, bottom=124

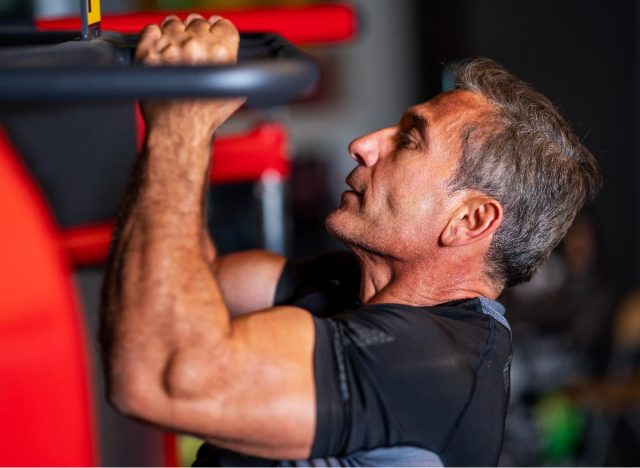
left=0, top=32, right=320, bottom=106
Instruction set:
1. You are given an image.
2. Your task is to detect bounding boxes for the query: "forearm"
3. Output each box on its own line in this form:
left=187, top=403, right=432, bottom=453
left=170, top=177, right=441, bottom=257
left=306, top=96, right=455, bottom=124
left=99, top=16, right=317, bottom=455
left=102, top=127, right=230, bottom=401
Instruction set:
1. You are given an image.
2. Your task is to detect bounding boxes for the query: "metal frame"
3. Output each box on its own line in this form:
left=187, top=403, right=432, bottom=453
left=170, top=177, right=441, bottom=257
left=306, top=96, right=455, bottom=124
left=0, top=32, right=320, bottom=106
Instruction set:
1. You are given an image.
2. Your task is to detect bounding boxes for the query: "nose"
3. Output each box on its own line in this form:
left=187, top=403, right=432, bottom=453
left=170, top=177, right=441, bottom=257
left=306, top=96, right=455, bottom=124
left=348, top=127, right=394, bottom=167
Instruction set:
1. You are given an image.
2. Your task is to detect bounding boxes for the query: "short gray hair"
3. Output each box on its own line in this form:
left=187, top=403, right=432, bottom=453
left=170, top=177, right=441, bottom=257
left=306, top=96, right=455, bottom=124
left=449, top=58, right=602, bottom=288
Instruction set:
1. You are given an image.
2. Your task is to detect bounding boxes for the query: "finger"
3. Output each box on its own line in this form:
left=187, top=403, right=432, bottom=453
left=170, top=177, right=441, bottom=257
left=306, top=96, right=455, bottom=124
left=141, top=50, right=163, bottom=65
left=135, top=24, right=161, bottom=62
left=209, top=17, right=240, bottom=44
left=182, top=37, right=209, bottom=64
left=207, top=19, right=240, bottom=63
left=161, top=15, right=185, bottom=33
left=159, top=43, right=182, bottom=64
left=185, top=13, right=206, bottom=26
left=207, top=15, right=222, bottom=25
left=185, top=17, right=211, bottom=35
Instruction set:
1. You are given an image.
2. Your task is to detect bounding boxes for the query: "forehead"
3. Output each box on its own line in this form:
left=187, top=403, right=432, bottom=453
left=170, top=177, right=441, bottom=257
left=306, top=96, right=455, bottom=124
left=409, top=89, right=492, bottom=128
left=405, top=90, right=493, bottom=176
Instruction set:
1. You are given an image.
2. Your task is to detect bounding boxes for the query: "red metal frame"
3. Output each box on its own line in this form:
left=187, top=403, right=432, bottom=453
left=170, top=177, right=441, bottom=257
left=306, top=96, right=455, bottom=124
left=36, top=3, right=357, bottom=46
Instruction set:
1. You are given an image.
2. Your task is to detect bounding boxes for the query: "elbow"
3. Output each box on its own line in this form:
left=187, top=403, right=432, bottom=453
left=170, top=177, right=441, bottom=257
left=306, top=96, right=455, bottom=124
left=105, top=370, right=157, bottom=421
left=106, top=386, right=138, bottom=419
left=106, top=351, right=220, bottom=419
left=104, top=354, right=174, bottom=423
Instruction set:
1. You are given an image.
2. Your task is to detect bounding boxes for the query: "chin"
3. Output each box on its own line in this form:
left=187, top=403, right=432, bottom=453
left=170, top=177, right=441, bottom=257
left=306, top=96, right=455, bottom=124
left=324, top=209, right=344, bottom=238
left=325, top=209, right=356, bottom=244
left=325, top=209, right=378, bottom=255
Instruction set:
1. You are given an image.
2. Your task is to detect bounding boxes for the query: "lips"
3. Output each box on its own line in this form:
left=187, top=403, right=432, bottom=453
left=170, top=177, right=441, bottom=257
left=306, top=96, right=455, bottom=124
left=345, top=169, right=365, bottom=197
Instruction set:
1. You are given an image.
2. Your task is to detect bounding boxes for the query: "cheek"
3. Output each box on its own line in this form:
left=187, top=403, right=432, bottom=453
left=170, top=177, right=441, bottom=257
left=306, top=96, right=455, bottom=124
left=386, top=172, right=439, bottom=219
left=393, top=183, right=451, bottom=241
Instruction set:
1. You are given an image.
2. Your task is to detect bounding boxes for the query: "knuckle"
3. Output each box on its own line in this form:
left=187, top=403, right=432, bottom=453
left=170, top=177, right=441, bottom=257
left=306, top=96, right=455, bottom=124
left=186, top=17, right=209, bottom=32
left=161, top=14, right=180, bottom=25
left=217, top=19, right=239, bottom=38
left=138, top=25, right=160, bottom=44
left=185, top=13, right=204, bottom=22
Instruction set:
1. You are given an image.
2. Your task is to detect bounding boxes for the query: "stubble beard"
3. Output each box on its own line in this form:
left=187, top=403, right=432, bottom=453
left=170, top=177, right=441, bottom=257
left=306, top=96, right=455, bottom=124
left=325, top=208, right=388, bottom=258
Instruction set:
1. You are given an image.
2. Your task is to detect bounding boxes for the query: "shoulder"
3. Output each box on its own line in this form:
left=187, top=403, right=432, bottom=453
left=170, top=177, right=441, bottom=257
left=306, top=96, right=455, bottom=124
left=328, top=298, right=509, bottom=345
left=317, top=299, right=512, bottom=390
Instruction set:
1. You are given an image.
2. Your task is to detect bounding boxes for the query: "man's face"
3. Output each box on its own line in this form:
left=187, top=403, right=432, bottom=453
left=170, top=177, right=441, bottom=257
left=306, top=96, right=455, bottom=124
left=326, top=90, right=491, bottom=259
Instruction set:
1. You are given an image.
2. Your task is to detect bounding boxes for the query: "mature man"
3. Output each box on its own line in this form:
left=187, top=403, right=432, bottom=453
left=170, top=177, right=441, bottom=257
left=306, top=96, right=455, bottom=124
left=101, top=14, right=602, bottom=467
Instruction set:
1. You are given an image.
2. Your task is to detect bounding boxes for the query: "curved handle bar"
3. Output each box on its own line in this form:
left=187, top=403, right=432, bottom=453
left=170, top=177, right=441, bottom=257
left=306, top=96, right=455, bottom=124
left=0, top=32, right=320, bottom=106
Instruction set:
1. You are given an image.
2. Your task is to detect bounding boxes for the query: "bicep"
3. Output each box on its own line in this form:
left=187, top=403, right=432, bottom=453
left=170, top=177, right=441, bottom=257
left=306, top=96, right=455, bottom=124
left=212, top=250, right=286, bottom=317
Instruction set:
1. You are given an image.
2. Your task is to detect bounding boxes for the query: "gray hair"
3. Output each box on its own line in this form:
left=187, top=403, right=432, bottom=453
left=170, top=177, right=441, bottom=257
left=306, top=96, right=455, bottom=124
left=449, top=58, right=602, bottom=288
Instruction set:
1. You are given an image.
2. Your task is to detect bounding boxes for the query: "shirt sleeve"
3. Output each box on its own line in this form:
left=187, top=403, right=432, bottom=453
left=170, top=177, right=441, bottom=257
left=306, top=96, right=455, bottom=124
left=308, top=305, right=500, bottom=459
left=310, top=310, right=412, bottom=457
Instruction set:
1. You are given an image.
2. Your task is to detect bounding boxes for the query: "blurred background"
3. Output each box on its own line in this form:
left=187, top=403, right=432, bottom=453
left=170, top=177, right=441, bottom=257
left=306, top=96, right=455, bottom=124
left=0, top=0, right=638, bottom=466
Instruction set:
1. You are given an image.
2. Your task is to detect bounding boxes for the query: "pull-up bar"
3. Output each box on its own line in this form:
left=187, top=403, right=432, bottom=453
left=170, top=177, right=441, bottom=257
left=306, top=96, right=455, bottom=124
left=0, top=0, right=321, bottom=106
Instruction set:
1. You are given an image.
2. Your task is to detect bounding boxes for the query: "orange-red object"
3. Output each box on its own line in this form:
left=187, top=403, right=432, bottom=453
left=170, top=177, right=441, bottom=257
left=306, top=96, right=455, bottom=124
left=163, top=433, right=179, bottom=467
left=60, top=220, right=115, bottom=266
left=212, top=123, right=289, bottom=182
left=36, top=3, right=357, bottom=46
left=0, top=128, right=98, bottom=466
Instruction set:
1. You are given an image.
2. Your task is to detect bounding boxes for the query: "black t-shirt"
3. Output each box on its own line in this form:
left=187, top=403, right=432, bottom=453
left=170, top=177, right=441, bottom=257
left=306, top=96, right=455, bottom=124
left=194, top=252, right=512, bottom=467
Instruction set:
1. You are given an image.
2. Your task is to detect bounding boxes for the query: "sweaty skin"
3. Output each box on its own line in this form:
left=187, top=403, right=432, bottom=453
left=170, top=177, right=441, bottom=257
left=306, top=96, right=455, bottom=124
left=102, top=14, right=504, bottom=461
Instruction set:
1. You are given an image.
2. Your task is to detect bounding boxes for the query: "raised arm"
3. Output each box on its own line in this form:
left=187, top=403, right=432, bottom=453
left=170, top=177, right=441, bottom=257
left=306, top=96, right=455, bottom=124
left=101, top=15, right=316, bottom=459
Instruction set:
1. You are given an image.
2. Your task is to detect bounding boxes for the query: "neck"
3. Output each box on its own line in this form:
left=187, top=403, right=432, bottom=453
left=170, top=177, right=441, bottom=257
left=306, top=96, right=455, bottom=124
left=352, top=247, right=501, bottom=306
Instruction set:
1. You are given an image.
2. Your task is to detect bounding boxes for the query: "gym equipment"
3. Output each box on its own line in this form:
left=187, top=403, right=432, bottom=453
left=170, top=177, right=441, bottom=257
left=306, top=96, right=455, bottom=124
left=0, top=34, right=319, bottom=107
left=36, top=4, right=356, bottom=45
left=0, top=128, right=98, bottom=466
left=0, top=1, right=325, bottom=106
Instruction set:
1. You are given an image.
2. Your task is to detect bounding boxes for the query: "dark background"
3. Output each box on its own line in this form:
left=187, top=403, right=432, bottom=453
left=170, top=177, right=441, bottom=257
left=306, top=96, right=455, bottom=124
left=417, top=0, right=638, bottom=297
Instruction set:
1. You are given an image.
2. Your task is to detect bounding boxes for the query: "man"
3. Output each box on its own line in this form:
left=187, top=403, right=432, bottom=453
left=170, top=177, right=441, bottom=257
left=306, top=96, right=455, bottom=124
left=101, top=14, right=602, bottom=467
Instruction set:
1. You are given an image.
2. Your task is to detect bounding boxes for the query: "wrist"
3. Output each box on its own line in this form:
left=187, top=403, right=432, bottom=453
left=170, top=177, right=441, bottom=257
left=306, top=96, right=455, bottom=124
left=145, top=126, right=213, bottom=172
left=146, top=122, right=212, bottom=154
left=140, top=126, right=212, bottom=207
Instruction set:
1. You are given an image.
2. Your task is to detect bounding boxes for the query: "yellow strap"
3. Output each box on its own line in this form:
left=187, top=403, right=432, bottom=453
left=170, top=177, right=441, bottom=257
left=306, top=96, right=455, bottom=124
left=87, top=0, right=101, bottom=26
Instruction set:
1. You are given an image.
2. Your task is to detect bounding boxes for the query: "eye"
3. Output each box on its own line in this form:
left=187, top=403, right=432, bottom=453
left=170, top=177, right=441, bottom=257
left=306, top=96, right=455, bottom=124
left=397, top=131, right=417, bottom=150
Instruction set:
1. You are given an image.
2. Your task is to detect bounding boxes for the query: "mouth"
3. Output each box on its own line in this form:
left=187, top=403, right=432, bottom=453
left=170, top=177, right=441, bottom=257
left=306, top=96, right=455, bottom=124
left=345, top=170, right=364, bottom=197
left=340, top=180, right=363, bottom=206
left=343, top=184, right=363, bottom=202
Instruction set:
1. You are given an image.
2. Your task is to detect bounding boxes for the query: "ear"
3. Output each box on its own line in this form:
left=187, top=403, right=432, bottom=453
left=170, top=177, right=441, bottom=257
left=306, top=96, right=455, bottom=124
left=440, top=194, right=503, bottom=247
